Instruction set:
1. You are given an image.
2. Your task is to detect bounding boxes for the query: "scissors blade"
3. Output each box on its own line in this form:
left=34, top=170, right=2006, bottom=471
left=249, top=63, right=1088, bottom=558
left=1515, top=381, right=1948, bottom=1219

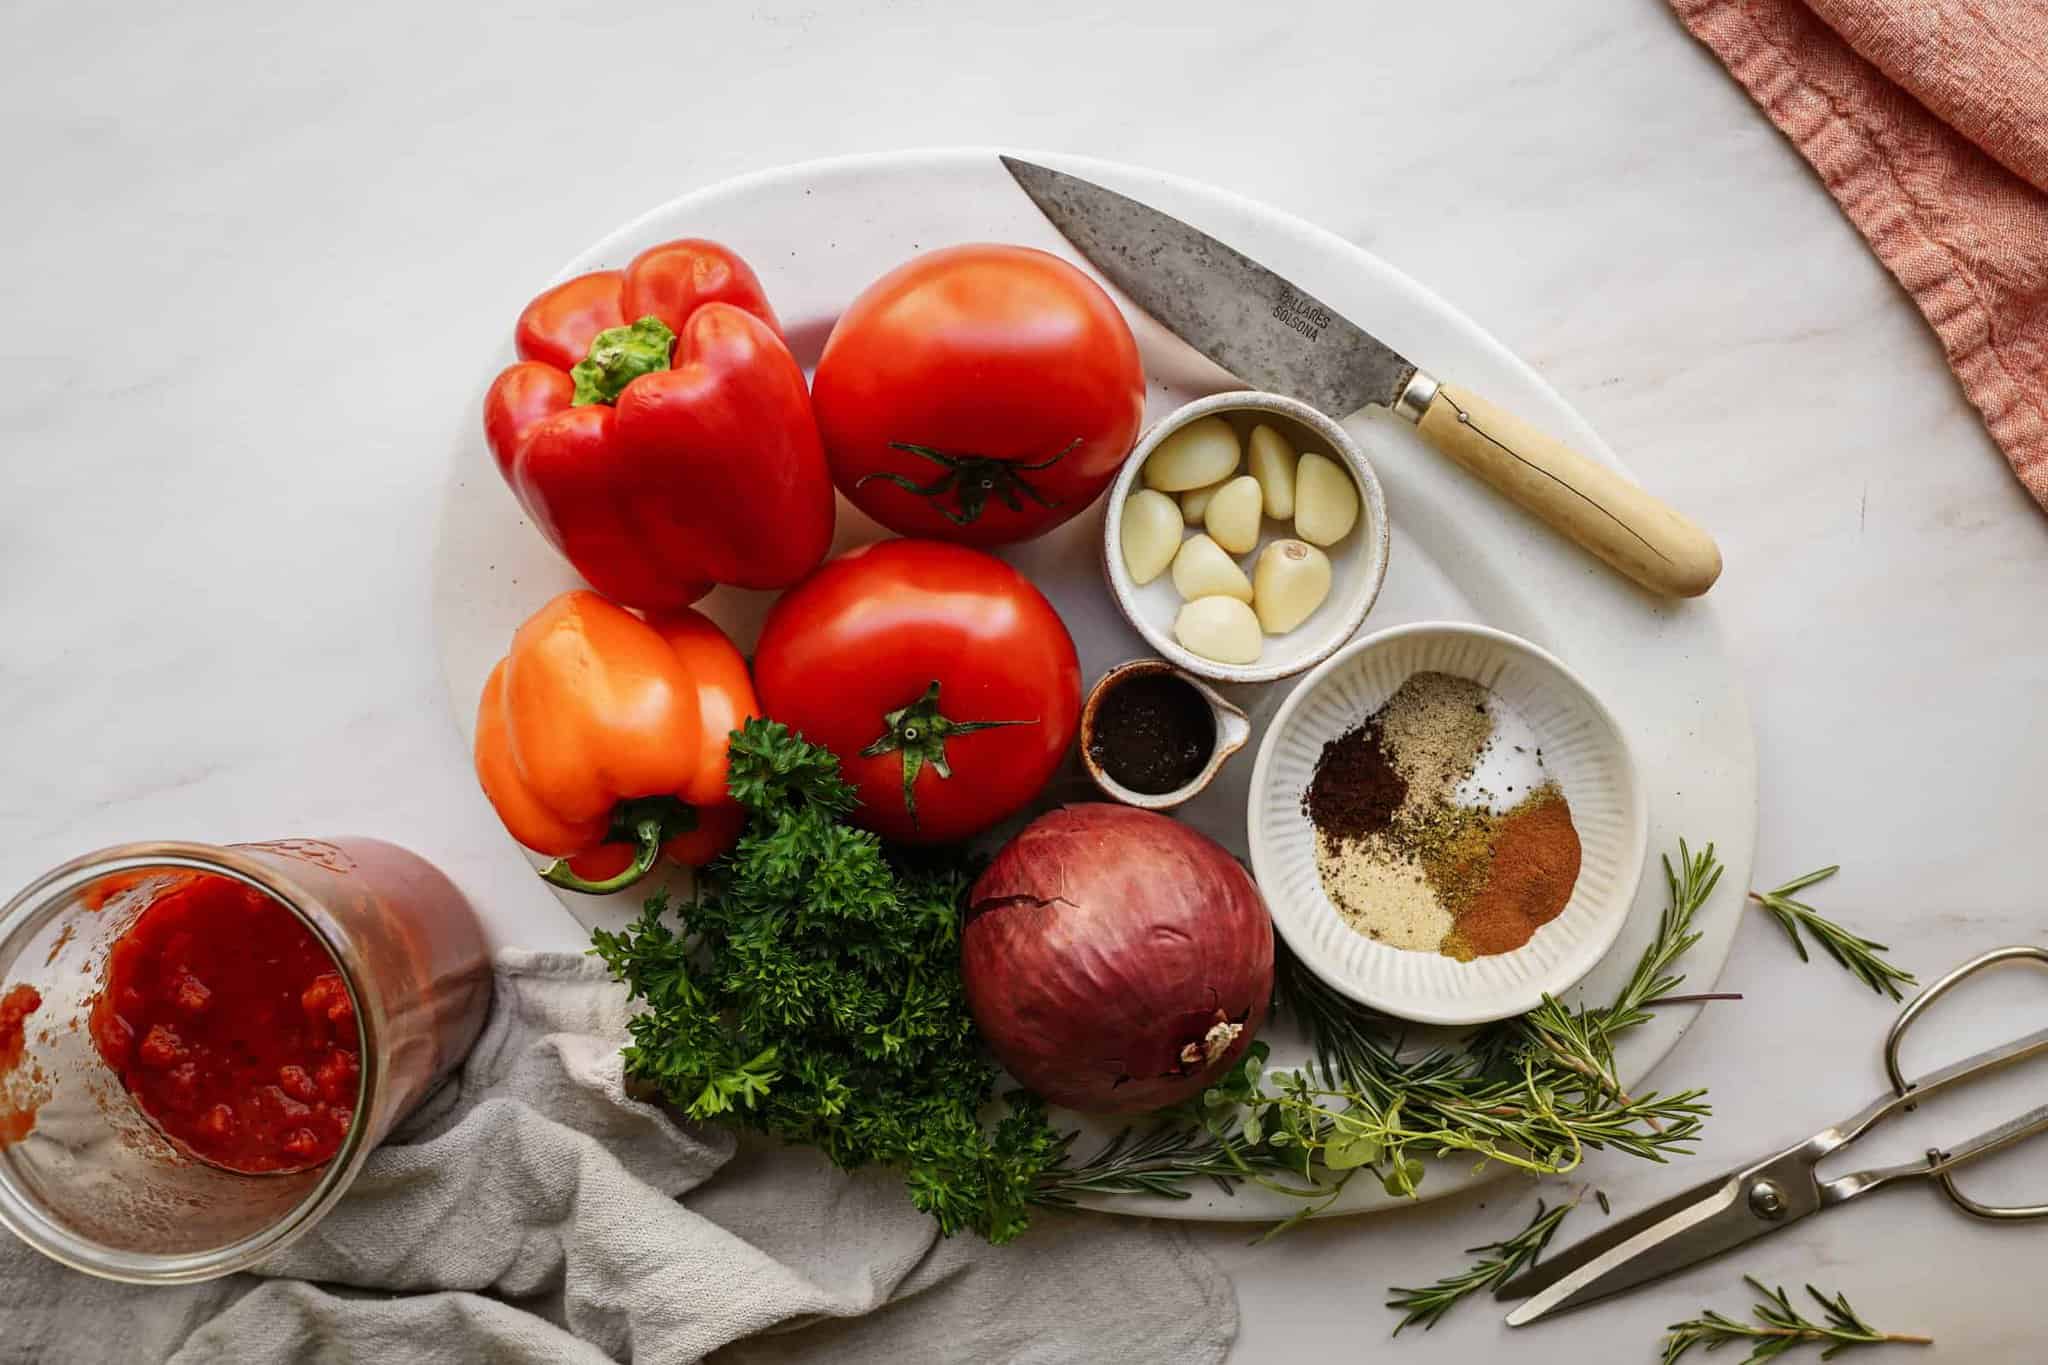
left=1496, top=1148, right=1821, bottom=1326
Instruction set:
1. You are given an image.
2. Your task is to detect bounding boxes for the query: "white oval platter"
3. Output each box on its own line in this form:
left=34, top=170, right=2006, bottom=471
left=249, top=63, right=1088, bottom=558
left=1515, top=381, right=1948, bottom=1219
left=431, top=148, right=1758, bottom=1222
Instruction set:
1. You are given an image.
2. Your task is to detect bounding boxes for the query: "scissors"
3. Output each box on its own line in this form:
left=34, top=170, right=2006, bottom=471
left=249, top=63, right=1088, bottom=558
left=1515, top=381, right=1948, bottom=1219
left=1497, top=945, right=2048, bottom=1325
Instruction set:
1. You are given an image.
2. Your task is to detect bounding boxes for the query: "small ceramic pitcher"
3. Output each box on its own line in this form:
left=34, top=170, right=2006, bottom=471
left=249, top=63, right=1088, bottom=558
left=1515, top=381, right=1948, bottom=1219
left=1078, top=658, right=1251, bottom=810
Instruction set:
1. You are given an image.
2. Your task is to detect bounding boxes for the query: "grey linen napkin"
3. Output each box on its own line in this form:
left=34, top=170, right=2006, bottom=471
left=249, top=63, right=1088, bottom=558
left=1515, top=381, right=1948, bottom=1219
left=0, top=949, right=1236, bottom=1365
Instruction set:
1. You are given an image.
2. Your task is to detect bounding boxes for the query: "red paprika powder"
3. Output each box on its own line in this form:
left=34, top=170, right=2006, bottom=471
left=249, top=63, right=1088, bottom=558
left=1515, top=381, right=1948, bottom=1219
left=1444, top=789, right=1581, bottom=960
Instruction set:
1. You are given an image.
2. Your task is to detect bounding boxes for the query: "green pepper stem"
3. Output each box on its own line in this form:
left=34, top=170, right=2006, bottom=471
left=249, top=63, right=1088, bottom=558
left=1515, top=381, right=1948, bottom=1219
left=570, top=315, right=675, bottom=406
left=539, top=817, right=667, bottom=895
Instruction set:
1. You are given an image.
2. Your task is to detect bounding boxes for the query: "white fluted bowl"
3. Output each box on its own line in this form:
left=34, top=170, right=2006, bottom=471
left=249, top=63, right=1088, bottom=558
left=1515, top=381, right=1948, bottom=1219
left=1247, top=621, right=1648, bottom=1025
left=1100, top=391, right=1389, bottom=686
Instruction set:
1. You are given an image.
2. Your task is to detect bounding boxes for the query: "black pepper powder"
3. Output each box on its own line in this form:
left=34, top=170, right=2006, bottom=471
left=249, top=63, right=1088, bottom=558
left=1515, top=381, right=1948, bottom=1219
left=1089, top=673, right=1215, bottom=794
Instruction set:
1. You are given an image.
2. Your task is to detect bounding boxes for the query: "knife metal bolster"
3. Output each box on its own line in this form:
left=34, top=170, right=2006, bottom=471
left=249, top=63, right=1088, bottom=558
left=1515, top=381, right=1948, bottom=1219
left=1391, top=370, right=1439, bottom=424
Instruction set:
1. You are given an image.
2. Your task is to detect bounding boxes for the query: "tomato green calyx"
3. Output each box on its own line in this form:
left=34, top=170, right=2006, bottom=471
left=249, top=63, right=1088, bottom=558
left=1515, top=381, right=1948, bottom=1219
left=539, top=796, right=698, bottom=894
left=858, top=438, right=1081, bottom=527
left=860, top=680, right=1035, bottom=828
left=571, top=315, right=675, bottom=406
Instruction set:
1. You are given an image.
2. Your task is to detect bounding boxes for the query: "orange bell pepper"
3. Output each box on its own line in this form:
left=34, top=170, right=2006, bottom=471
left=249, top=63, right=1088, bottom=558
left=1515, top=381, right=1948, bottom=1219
left=474, top=590, right=758, bottom=894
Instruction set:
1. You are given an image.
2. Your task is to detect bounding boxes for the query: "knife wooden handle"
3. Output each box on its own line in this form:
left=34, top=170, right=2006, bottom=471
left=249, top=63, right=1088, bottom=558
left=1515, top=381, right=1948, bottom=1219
left=1412, top=381, right=1721, bottom=597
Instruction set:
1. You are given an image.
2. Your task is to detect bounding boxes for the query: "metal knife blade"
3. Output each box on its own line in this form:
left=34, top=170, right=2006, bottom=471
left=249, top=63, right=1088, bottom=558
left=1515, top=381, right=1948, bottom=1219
left=1001, top=156, right=1416, bottom=417
left=1495, top=1147, right=1824, bottom=1327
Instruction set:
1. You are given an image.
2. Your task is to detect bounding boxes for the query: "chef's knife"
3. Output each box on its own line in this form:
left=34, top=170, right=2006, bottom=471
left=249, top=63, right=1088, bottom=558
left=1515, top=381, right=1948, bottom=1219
left=1001, top=156, right=1721, bottom=598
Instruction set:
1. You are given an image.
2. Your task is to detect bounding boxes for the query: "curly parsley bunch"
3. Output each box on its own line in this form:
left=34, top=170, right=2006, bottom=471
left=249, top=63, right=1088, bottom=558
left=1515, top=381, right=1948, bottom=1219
left=591, top=719, right=1064, bottom=1243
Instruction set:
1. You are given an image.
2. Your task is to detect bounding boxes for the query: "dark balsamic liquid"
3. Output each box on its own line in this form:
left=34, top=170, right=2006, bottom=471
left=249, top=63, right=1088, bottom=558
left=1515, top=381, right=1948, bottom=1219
left=1089, top=673, right=1216, bottom=795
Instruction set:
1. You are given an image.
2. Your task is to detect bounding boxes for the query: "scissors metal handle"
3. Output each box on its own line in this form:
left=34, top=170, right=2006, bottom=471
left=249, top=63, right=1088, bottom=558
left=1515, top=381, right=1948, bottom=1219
left=1816, top=945, right=2048, bottom=1219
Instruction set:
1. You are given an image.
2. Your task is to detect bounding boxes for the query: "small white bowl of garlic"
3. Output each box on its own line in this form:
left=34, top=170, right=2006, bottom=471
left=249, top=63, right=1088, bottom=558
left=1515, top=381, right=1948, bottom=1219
left=1102, top=391, right=1389, bottom=684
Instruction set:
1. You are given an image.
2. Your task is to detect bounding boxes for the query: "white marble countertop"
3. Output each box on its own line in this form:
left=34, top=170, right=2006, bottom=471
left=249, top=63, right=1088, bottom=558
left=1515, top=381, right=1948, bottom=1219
left=4, top=0, right=2043, bottom=1358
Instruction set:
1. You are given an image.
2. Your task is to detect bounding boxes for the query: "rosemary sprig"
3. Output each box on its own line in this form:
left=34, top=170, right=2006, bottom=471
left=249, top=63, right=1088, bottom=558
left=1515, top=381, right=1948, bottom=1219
left=1031, top=1112, right=1301, bottom=1204
left=1750, top=866, right=1916, bottom=1001
left=1607, top=839, right=1725, bottom=1025
left=1662, top=1277, right=1931, bottom=1363
left=1504, top=840, right=1725, bottom=1107
left=1386, top=1198, right=1575, bottom=1334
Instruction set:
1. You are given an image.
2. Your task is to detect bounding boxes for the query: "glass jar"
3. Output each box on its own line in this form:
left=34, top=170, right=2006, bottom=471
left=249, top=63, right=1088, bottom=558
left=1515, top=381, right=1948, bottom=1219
left=0, top=837, right=491, bottom=1282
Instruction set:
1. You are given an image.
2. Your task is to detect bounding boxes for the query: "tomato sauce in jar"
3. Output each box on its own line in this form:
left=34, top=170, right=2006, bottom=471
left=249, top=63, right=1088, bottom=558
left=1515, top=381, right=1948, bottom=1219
left=0, top=984, right=43, bottom=1145
left=88, top=874, right=360, bottom=1174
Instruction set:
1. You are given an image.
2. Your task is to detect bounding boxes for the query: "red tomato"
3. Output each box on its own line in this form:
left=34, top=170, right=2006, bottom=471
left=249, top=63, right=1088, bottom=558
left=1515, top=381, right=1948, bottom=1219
left=753, top=540, right=1082, bottom=843
left=811, top=245, right=1145, bottom=546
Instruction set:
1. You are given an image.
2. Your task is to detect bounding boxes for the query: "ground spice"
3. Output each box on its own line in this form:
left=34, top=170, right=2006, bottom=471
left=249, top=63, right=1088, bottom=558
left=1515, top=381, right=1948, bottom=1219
left=1314, top=834, right=1450, bottom=950
left=1377, top=672, right=1493, bottom=811
left=1304, top=720, right=1406, bottom=840
left=1405, top=804, right=1500, bottom=914
left=1089, top=672, right=1215, bottom=794
left=1442, top=786, right=1581, bottom=960
left=1303, top=671, right=1582, bottom=963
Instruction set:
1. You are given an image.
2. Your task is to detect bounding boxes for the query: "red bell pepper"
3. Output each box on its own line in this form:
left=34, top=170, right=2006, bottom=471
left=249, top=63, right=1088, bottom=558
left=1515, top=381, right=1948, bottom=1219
left=483, top=239, right=835, bottom=612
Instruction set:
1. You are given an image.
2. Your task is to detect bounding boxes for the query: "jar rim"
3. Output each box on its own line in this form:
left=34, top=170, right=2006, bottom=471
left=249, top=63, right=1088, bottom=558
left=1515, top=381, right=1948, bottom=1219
left=0, top=840, right=380, bottom=1283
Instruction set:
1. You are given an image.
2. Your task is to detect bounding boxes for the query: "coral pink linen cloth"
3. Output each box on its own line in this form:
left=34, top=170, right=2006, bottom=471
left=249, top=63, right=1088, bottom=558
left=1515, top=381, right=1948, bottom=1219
left=1671, top=0, right=2048, bottom=509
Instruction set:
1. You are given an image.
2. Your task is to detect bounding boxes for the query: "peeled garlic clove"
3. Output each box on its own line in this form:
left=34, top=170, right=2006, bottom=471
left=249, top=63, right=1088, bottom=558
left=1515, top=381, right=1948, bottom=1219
left=1203, top=476, right=1264, bottom=555
left=1171, top=533, right=1253, bottom=603
left=1178, top=480, right=1225, bottom=525
left=1293, top=452, right=1359, bottom=546
left=1253, top=539, right=1332, bottom=633
left=1247, top=424, right=1298, bottom=520
left=1175, top=596, right=1263, bottom=665
left=1120, top=489, right=1184, bottom=585
left=1143, top=416, right=1240, bottom=491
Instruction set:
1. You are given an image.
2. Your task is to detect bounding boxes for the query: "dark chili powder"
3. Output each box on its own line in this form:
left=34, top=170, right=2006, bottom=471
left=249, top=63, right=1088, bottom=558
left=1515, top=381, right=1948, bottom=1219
left=1304, top=721, right=1407, bottom=840
left=1089, top=672, right=1215, bottom=794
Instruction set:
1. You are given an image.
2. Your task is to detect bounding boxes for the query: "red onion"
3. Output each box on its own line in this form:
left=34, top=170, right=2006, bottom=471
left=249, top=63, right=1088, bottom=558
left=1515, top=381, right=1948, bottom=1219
left=961, top=803, right=1274, bottom=1115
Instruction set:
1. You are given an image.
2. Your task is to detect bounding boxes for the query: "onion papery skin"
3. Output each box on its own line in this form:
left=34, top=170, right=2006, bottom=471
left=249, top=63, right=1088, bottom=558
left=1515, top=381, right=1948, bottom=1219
left=961, top=804, right=1274, bottom=1115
